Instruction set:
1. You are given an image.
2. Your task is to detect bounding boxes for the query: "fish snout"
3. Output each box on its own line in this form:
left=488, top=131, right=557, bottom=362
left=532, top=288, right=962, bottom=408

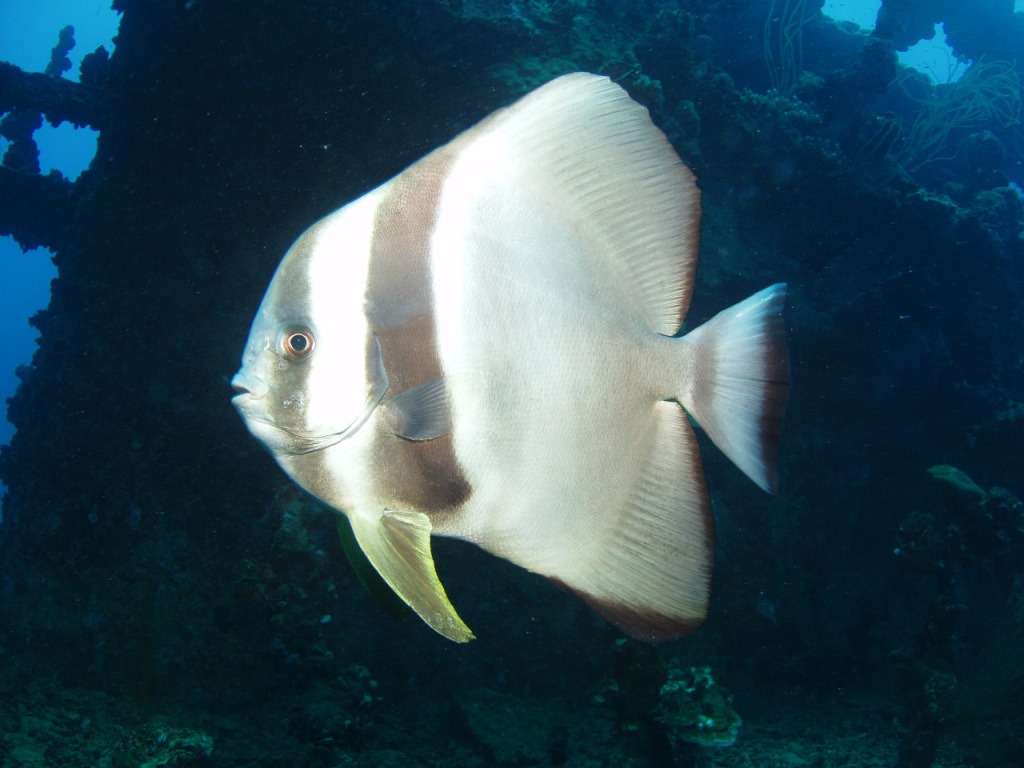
left=231, top=371, right=270, bottom=401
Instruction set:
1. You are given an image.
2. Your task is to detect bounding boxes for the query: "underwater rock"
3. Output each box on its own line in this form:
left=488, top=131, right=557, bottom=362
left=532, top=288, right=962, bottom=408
left=45, top=25, right=76, bottom=78
left=0, top=62, right=99, bottom=128
left=286, top=674, right=380, bottom=750
left=0, top=25, right=100, bottom=249
left=893, top=467, right=1024, bottom=767
left=79, top=46, right=111, bottom=89
left=455, top=688, right=571, bottom=765
left=970, top=185, right=1024, bottom=246
left=0, top=108, right=43, bottom=173
left=955, top=575, right=1024, bottom=765
left=108, top=724, right=213, bottom=768
left=657, top=664, right=741, bottom=750
left=0, top=165, right=76, bottom=250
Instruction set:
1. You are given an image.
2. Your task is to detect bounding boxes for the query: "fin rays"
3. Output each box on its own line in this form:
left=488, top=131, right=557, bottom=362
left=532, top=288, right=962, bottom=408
left=678, top=284, right=790, bottom=493
left=565, top=402, right=714, bottom=642
left=478, top=72, right=701, bottom=335
left=348, top=508, right=474, bottom=642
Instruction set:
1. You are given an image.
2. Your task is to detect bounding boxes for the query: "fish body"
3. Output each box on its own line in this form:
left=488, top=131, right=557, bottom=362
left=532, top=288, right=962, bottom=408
left=231, top=73, right=790, bottom=643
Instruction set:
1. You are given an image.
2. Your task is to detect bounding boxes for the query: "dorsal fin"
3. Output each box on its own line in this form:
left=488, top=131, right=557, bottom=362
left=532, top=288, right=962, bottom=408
left=451, top=72, right=701, bottom=335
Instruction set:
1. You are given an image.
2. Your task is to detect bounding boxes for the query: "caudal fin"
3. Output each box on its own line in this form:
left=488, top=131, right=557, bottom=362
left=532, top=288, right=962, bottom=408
left=678, top=284, right=790, bottom=493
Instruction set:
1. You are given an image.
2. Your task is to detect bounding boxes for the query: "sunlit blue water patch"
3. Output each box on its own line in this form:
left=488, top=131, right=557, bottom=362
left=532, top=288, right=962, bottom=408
left=822, top=0, right=881, bottom=30
left=898, top=24, right=966, bottom=83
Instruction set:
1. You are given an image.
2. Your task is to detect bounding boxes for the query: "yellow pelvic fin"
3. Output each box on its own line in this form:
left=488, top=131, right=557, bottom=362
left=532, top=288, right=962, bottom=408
left=347, top=508, right=475, bottom=642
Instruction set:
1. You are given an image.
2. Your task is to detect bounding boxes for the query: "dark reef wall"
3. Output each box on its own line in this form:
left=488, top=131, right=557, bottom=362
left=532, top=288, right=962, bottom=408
left=0, top=0, right=536, bottom=699
left=1, top=0, right=1023, bottom=763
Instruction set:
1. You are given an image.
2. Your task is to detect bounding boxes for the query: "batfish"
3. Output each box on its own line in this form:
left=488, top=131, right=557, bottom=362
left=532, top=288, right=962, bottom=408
left=231, top=72, right=790, bottom=643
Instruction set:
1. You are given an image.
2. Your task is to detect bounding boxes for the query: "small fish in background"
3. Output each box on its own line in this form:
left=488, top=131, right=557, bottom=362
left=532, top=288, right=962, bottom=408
left=231, top=72, right=790, bottom=643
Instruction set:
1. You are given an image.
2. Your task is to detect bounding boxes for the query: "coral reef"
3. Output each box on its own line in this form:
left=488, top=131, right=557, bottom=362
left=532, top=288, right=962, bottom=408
left=891, top=467, right=1023, bottom=767
left=658, top=665, right=742, bottom=751
left=953, top=575, right=1024, bottom=766
left=107, top=724, right=213, bottom=768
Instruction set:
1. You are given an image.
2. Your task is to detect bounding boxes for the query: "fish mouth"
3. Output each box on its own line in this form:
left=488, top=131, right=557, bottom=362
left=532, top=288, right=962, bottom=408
left=230, top=372, right=269, bottom=402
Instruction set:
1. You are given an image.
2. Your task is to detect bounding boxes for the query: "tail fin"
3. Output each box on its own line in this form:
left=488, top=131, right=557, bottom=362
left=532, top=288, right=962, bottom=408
left=678, top=284, right=790, bottom=493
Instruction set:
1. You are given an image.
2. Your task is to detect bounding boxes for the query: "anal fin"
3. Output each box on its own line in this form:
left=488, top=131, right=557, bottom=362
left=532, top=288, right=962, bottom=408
left=559, top=401, right=714, bottom=643
left=336, top=515, right=411, bottom=622
left=347, top=507, right=475, bottom=642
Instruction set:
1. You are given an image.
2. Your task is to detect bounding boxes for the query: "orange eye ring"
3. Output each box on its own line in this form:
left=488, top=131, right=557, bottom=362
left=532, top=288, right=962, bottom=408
left=280, top=325, right=315, bottom=360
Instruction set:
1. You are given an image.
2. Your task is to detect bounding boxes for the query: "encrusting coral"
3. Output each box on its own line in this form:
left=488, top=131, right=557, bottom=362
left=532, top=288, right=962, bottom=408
left=657, top=664, right=742, bottom=751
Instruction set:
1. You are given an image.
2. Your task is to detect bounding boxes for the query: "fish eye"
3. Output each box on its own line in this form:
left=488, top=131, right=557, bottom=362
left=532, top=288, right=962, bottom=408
left=279, top=325, right=315, bottom=360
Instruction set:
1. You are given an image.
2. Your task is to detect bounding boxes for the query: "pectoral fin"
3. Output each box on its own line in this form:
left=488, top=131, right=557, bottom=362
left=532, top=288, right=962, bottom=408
left=347, top=508, right=475, bottom=642
left=380, top=378, right=452, bottom=441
